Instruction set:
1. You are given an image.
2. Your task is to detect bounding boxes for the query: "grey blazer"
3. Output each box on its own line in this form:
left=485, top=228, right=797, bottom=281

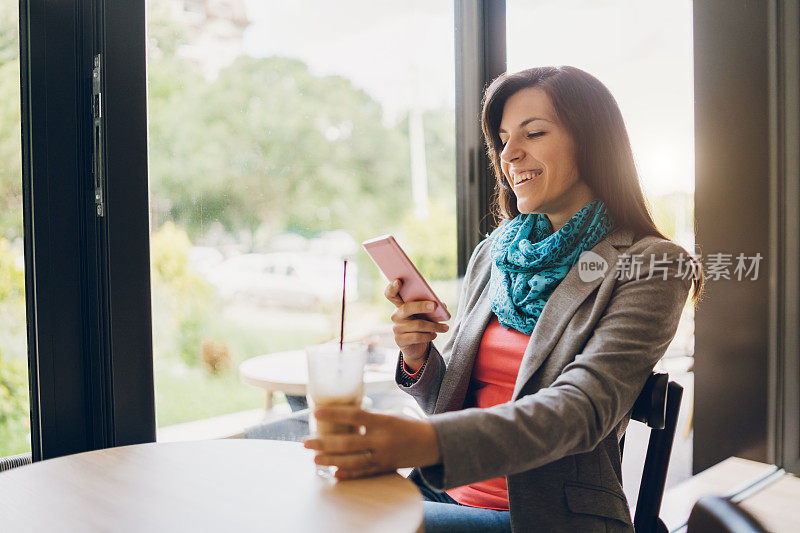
left=396, top=228, right=692, bottom=532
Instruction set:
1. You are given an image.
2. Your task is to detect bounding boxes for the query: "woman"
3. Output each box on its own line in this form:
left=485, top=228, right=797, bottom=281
left=303, top=66, right=704, bottom=532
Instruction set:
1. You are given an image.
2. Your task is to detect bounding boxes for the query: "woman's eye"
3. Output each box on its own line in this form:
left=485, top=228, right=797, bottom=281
left=500, top=132, right=544, bottom=146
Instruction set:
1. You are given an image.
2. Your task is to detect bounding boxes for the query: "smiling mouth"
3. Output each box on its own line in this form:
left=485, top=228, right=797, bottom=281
left=512, top=169, right=542, bottom=186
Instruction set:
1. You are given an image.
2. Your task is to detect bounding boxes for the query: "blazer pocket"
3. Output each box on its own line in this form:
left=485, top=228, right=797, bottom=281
left=563, top=481, right=633, bottom=526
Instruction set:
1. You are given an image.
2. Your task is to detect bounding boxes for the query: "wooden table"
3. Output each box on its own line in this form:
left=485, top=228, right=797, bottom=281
left=239, top=349, right=399, bottom=410
left=0, top=440, right=423, bottom=532
left=661, top=457, right=800, bottom=532
left=738, top=471, right=800, bottom=532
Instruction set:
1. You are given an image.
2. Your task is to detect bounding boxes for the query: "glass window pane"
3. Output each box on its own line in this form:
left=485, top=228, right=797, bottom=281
left=0, top=0, right=30, bottom=456
left=146, top=0, right=456, bottom=438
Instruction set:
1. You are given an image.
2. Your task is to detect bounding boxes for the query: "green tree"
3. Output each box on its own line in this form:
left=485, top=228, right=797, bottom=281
left=148, top=54, right=412, bottom=243
left=145, top=0, right=459, bottom=296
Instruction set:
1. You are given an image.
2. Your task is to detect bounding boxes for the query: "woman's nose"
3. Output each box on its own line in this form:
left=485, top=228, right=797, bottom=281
left=500, top=141, right=524, bottom=164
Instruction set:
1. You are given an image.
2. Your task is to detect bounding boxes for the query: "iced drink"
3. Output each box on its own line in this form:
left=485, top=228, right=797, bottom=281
left=305, top=343, right=368, bottom=478
left=309, top=393, right=362, bottom=435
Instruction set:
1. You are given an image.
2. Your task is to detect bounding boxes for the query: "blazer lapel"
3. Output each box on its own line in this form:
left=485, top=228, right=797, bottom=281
left=433, top=273, right=494, bottom=413
left=511, top=228, right=634, bottom=399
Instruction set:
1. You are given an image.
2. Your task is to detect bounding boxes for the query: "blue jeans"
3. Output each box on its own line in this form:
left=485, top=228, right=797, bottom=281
left=408, top=469, right=512, bottom=533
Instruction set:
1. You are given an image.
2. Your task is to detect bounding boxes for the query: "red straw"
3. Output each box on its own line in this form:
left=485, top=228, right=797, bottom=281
left=340, top=259, right=347, bottom=351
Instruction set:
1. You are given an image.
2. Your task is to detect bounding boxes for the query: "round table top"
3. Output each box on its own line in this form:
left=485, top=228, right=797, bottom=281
left=0, top=440, right=423, bottom=532
left=239, top=349, right=399, bottom=396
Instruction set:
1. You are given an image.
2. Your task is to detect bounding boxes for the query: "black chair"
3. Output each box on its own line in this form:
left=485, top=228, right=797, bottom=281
left=0, top=452, right=32, bottom=473
left=620, top=372, right=683, bottom=533
left=686, top=495, right=768, bottom=533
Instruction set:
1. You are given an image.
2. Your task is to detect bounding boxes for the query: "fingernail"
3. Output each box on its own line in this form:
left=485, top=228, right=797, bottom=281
left=426, top=303, right=434, bottom=311
left=394, top=280, right=400, bottom=287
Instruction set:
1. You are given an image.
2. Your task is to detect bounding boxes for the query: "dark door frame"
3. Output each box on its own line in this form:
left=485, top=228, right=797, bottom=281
left=19, top=0, right=154, bottom=461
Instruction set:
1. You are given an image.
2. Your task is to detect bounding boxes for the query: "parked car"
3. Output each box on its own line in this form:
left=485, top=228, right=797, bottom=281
left=204, top=251, right=358, bottom=309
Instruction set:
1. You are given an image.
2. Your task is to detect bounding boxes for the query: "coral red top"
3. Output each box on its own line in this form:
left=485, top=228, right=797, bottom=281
left=404, top=314, right=530, bottom=510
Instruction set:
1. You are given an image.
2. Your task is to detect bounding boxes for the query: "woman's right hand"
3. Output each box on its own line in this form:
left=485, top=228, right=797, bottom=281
left=384, top=279, right=449, bottom=372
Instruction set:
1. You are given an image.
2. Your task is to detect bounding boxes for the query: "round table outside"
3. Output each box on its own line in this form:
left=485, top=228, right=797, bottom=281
left=0, top=439, right=423, bottom=532
left=239, top=349, right=399, bottom=410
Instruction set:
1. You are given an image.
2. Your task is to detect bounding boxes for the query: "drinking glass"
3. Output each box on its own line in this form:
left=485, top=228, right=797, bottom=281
left=306, top=342, right=368, bottom=479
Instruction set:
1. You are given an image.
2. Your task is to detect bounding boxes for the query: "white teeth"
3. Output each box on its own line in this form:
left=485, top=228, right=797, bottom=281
left=513, top=169, right=542, bottom=185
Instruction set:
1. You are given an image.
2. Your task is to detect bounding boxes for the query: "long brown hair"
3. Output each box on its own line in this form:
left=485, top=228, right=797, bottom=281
left=481, top=65, right=703, bottom=304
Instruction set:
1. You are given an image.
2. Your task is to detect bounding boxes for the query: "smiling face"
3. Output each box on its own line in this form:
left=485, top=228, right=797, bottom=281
left=498, top=86, right=595, bottom=231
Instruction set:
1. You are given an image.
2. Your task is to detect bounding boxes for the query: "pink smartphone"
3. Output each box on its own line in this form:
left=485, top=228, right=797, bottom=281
left=362, top=235, right=451, bottom=322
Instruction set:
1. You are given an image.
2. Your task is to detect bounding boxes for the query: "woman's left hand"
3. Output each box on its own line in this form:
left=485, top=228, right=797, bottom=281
left=302, top=406, right=442, bottom=480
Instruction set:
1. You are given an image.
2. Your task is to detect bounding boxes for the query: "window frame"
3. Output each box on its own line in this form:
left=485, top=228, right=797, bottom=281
left=454, top=0, right=506, bottom=276
left=19, top=0, right=155, bottom=461
left=693, top=0, right=799, bottom=475
left=767, top=0, right=800, bottom=475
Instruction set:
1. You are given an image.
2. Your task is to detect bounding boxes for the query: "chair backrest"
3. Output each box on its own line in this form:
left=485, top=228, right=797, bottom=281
left=686, top=495, right=768, bottom=533
left=632, top=372, right=669, bottom=429
left=0, top=452, right=32, bottom=473
left=620, top=372, right=683, bottom=533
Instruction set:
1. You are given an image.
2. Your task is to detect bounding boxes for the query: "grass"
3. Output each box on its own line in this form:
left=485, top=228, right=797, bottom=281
left=154, top=306, right=333, bottom=428
left=154, top=360, right=268, bottom=427
left=153, top=289, right=463, bottom=428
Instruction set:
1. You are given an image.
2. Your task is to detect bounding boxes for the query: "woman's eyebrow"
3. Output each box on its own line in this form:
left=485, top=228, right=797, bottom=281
left=498, top=117, right=550, bottom=133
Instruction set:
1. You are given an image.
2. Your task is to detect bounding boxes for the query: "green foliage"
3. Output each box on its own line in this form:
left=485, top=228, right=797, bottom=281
left=150, top=222, right=216, bottom=367
left=0, top=237, right=28, bottom=455
left=0, top=238, right=25, bottom=362
left=144, top=0, right=456, bottom=248
left=0, top=353, right=27, bottom=429
left=147, top=53, right=413, bottom=243
left=0, top=361, right=30, bottom=456
left=154, top=312, right=329, bottom=427
left=400, top=201, right=458, bottom=281
left=145, top=0, right=189, bottom=59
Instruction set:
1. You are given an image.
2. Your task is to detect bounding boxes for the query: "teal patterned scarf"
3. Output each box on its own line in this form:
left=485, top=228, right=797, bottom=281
left=488, top=198, right=616, bottom=334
